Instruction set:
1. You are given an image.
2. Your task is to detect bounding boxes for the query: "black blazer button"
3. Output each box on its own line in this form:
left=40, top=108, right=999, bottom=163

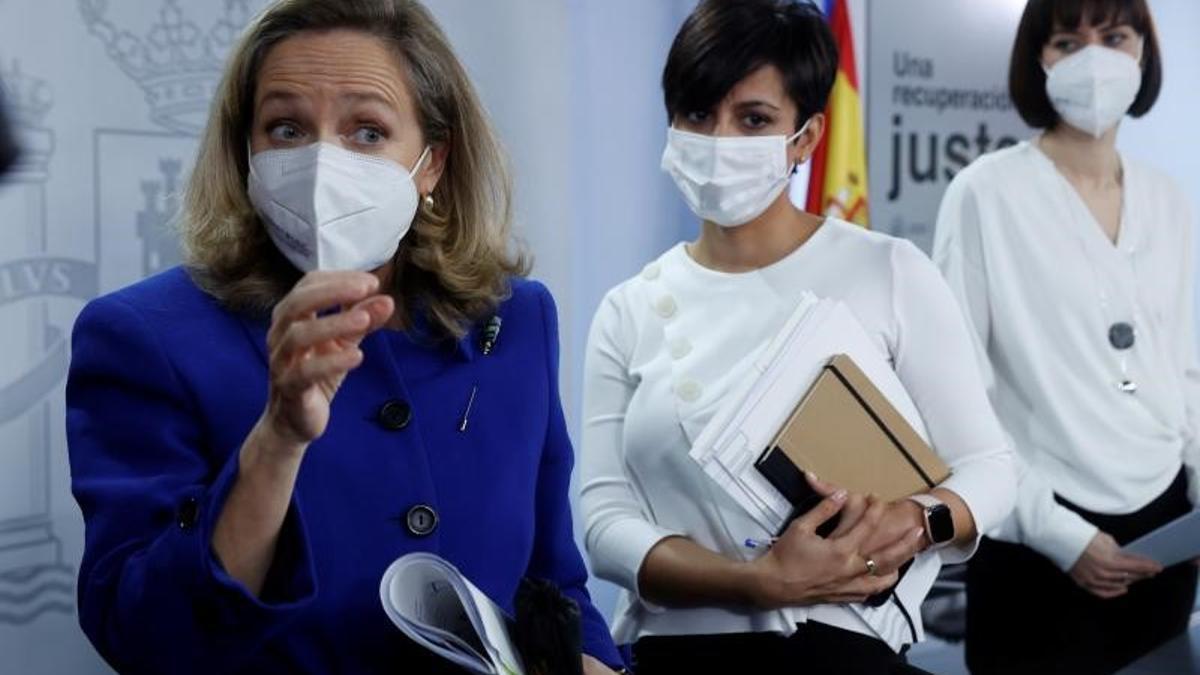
left=377, top=399, right=412, bottom=430
left=177, top=496, right=200, bottom=531
left=406, top=505, right=438, bottom=537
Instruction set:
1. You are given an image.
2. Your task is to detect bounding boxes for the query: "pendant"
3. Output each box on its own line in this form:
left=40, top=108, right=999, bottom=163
left=1109, top=322, right=1136, bottom=351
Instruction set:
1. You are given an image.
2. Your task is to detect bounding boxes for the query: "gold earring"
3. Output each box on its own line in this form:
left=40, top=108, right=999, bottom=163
left=422, top=194, right=435, bottom=212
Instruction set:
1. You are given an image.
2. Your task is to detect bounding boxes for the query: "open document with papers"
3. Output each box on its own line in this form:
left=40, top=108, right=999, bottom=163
left=688, top=293, right=948, bottom=535
left=380, top=552, right=525, bottom=675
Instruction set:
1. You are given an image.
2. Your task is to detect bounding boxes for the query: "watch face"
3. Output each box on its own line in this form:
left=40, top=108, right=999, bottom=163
left=927, top=504, right=955, bottom=544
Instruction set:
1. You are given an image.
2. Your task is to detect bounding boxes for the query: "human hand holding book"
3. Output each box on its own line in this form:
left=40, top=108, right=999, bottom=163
left=805, top=473, right=978, bottom=556
left=746, top=474, right=924, bottom=609
left=805, top=474, right=927, bottom=554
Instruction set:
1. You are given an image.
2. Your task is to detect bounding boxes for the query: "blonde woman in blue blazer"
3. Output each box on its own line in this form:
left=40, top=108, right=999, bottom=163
left=65, top=1, right=620, bottom=673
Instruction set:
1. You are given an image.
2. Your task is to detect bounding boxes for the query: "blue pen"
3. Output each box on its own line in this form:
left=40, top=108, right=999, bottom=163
left=743, top=537, right=778, bottom=550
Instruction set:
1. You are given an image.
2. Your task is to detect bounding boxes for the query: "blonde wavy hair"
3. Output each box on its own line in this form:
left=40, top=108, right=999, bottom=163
left=184, top=0, right=528, bottom=338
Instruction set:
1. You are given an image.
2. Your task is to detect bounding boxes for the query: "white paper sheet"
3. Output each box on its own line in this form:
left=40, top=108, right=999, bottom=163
left=380, top=552, right=525, bottom=675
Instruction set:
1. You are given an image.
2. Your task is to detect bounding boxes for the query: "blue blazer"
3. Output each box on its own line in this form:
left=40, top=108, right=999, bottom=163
left=66, top=267, right=621, bottom=674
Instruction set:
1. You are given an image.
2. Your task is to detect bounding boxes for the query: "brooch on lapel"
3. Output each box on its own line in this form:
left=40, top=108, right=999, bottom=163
left=460, top=315, right=503, bottom=432
left=480, top=315, right=503, bottom=355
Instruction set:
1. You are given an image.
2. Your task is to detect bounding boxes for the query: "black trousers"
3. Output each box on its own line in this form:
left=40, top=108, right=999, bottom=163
left=966, top=468, right=1198, bottom=675
left=632, top=621, right=931, bottom=674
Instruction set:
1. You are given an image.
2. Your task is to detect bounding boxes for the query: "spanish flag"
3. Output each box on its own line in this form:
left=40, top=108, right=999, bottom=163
left=805, top=0, right=868, bottom=226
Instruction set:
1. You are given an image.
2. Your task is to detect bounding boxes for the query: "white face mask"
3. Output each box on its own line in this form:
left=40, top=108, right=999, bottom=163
left=1044, top=44, right=1142, bottom=139
left=248, top=142, right=430, bottom=272
left=661, top=120, right=809, bottom=228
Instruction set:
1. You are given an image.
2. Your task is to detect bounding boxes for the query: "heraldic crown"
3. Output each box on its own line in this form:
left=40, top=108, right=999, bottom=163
left=79, top=0, right=252, bottom=134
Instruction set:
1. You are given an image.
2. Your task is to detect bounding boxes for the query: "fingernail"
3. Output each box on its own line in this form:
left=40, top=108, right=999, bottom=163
left=832, top=489, right=848, bottom=502
left=912, top=527, right=925, bottom=539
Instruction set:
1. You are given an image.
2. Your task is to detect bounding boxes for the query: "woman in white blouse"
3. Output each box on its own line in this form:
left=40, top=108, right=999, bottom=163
left=579, top=1, right=1016, bottom=672
left=933, top=0, right=1198, bottom=672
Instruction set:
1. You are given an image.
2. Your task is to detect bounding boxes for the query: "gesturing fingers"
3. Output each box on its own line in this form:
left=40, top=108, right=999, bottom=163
left=269, top=286, right=395, bottom=368
left=270, top=272, right=379, bottom=328
left=274, top=310, right=371, bottom=363
left=350, top=294, right=396, bottom=334
left=275, top=348, right=365, bottom=395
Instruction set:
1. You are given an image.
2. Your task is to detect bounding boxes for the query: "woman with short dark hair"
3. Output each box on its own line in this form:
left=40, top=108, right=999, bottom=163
left=934, top=0, right=1198, bottom=672
left=579, top=1, right=1016, bottom=672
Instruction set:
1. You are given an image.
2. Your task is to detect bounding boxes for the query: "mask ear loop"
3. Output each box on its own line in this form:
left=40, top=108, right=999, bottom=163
left=788, top=117, right=813, bottom=174
left=410, top=145, right=434, bottom=204
left=788, top=118, right=812, bottom=145
left=410, top=146, right=440, bottom=221
left=409, top=145, right=432, bottom=178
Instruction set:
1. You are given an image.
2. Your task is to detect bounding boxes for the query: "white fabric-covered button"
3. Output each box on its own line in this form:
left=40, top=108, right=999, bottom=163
left=669, top=338, right=692, bottom=360
left=676, top=380, right=702, bottom=403
left=654, top=295, right=677, bottom=319
left=641, top=263, right=662, bottom=281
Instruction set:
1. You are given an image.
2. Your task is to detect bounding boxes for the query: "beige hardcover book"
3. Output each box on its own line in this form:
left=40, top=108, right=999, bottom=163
left=758, top=354, right=950, bottom=502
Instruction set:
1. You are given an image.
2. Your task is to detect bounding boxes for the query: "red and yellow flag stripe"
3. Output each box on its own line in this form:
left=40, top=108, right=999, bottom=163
left=805, top=0, right=869, bottom=227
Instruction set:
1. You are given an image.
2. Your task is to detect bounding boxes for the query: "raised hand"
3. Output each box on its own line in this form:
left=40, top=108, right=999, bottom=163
left=263, top=271, right=394, bottom=448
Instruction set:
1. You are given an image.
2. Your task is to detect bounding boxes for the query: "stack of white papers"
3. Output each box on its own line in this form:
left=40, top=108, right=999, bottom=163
left=380, top=552, right=525, bottom=675
left=688, top=293, right=931, bottom=534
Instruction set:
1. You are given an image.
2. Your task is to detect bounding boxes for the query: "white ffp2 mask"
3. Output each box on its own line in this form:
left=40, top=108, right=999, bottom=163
left=248, top=142, right=430, bottom=272
left=661, top=121, right=808, bottom=228
left=1044, top=44, right=1142, bottom=139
